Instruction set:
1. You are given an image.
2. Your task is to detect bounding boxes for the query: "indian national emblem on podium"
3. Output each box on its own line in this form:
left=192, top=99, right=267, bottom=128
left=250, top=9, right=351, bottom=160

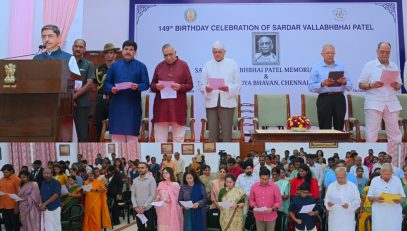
left=3, top=63, right=16, bottom=88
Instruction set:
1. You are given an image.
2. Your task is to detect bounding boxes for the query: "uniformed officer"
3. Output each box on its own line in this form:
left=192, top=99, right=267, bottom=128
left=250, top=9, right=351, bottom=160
left=94, top=43, right=119, bottom=141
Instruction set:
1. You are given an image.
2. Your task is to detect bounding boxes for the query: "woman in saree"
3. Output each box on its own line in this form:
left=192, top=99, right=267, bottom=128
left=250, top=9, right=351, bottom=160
left=83, top=171, right=112, bottom=231
left=218, top=173, right=246, bottom=231
left=154, top=167, right=183, bottom=231
left=179, top=169, right=207, bottom=231
left=18, top=170, right=41, bottom=231
left=61, top=176, right=82, bottom=208
left=400, top=165, right=407, bottom=215
left=209, top=166, right=227, bottom=209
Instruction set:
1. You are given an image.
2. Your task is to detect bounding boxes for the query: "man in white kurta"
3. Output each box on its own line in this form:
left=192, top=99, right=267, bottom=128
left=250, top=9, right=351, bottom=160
left=324, top=167, right=360, bottom=231
left=368, top=163, right=405, bottom=231
left=199, top=41, right=241, bottom=142
left=358, top=42, right=402, bottom=144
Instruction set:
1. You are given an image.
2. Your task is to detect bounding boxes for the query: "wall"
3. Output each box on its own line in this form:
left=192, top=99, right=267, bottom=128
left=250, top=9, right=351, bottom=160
left=82, top=0, right=129, bottom=50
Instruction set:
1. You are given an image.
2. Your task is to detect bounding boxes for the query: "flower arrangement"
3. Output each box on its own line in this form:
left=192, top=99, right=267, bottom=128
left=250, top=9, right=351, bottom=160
left=287, top=115, right=311, bottom=130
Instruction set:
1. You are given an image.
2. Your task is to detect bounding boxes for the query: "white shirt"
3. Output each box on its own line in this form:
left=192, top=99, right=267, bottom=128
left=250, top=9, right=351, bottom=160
left=349, top=165, right=369, bottom=179
left=367, top=176, right=405, bottom=231
left=174, top=158, right=185, bottom=174
left=253, top=164, right=271, bottom=177
left=358, top=58, right=402, bottom=112
left=235, top=173, right=259, bottom=196
left=308, top=163, right=324, bottom=188
left=199, top=57, right=241, bottom=108
left=324, top=181, right=361, bottom=231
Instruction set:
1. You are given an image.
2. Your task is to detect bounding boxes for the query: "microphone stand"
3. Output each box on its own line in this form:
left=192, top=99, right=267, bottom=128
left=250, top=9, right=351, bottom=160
left=0, top=46, right=44, bottom=60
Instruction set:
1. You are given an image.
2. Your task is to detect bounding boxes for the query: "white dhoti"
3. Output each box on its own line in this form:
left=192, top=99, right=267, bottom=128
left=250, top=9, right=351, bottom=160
left=371, top=203, right=402, bottom=231
left=41, top=207, right=61, bottom=231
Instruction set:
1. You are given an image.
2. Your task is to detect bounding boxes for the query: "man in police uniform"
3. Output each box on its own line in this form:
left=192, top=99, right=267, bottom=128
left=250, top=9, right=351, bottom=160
left=72, top=39, right=95, bottom=142
left=94, top=43, right=119, bottom=141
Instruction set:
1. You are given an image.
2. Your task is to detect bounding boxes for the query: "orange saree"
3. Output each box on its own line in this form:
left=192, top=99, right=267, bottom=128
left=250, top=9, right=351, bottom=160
left=83, top=179, right=112, bottom=231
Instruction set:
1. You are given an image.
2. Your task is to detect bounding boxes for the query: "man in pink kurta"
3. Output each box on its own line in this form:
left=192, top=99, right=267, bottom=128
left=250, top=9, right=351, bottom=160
left=249, top=168, right=282, bottom=230
left=150, top=43, right=194, bottom=142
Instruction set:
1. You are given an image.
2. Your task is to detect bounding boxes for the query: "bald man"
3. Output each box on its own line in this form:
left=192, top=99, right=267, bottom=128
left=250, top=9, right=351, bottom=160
left=358, top=42, right=402, bottom=143
left=309, top=44, right=353, bottom=130
left=72, top=39, right=95, bottom=141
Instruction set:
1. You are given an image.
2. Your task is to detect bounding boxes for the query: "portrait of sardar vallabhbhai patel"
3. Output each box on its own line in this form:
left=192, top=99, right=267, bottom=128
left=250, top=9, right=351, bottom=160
left=252, top=32, right=279, bottom=65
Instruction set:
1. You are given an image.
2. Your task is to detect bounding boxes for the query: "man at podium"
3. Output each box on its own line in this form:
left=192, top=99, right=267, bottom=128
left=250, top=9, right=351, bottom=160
left=33, top=24, right=80, bottom=75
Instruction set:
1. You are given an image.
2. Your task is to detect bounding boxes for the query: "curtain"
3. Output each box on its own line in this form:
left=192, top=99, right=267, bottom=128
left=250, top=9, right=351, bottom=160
left=118, top=142, right=141, bottom=161
left=77, top=143, right=106, bottom=165
left=32, top=143, right=57, bottom=166
left=9, top=143, right=32, bottom=173
left=42, top=0, right=79, bottom=48
left=8, top=0, right=35, bottom=58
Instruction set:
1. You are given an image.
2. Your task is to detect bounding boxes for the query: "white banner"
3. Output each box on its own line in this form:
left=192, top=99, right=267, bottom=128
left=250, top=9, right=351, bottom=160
left=133, top=2, right=402, bottom=138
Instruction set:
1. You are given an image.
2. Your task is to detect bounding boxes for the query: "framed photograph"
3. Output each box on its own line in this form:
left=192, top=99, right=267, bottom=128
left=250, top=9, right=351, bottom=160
left=108, top=143, right=116, bottom=154
left=161, top=143, right=173, bottom=154
left=252, top=32, right=279, bottom=65
left=309, top=142, right=338, bottom=148
left=203, top=142, right=216, bottom=153
left=59, top=144, right=70, bottom=156
left=182, top=144, right=194, bottom=155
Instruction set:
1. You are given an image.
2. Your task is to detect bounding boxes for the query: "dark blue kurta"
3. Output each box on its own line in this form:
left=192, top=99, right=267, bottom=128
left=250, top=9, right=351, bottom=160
left=103, top=58, right=149, bottom=136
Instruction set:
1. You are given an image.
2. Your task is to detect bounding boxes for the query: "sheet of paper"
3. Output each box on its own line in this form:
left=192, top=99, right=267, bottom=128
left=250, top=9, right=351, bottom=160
left=179, top=200, right=194, bottom=208
left=136, top=214, right=148, bottom=224
left=0, top=191, right=5, bottom=196
left=380, top=70, right=400, bottom=87
left=115, top=82, right=133, bottom=90
left=329, top=196, right=343, bottom=205
left=218, top=201, right=234, bottom=208
left=82, top=184, right=93, bottom=192
left=253, top=207, right=268, bottom=212
left=159, top=80, right=176, bottom=99
left=299, top=204, right=315, bottom=213
left=8, top=194, right=23, bottom=201
left=151, top=201, right=167, bottom=207
left=61, top=185, right=69, bottom=195
left=208, top=78, right=225, bottom=90
left=380, top=192, right=402, bottom=203
left=74, top=80, right=82, bottom=91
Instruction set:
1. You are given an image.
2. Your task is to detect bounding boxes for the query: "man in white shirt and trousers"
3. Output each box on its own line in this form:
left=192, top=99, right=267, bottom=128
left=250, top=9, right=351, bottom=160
left=368, top=163, right=405, bottom=231
left=324, top=167, right=360, bottom=231
left=199, top=41, right=241, bottom=142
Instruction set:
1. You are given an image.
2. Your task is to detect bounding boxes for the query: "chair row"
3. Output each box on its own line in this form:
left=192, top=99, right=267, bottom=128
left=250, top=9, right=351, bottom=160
left=100, top=94, right=407, bottom=142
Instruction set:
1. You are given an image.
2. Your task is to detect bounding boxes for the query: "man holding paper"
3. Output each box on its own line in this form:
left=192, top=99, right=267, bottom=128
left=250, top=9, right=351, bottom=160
left=324, top=167, right=360, bottom=231
left=150, top=44, right=193, bottom=142
left=308, top=44, right=352, bottom=131
left=368, top=163, right=405, bottom=231
left=358, top=42, right=402, bottom=143
left=0, top=164, right=21, bottom=231
left=103, top=40, right=150, bottom=143
left=131, top=162, right=157, bottom=231
left=199, top=41, right=241, bottom=142
left=249, top=168, right=282, bottom=230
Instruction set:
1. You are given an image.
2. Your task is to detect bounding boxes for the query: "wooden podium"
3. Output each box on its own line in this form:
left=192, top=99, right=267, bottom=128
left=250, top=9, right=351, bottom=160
left=0, top=60, right=74, bottom=141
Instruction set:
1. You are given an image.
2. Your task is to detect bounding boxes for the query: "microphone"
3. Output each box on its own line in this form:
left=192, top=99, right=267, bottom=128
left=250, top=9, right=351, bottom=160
left=0, top=44, right=45, bottom=60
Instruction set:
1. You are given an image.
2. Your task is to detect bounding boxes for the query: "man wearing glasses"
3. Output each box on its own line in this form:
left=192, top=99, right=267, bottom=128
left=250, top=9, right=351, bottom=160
left=150, top=43, right=193, bottom=142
